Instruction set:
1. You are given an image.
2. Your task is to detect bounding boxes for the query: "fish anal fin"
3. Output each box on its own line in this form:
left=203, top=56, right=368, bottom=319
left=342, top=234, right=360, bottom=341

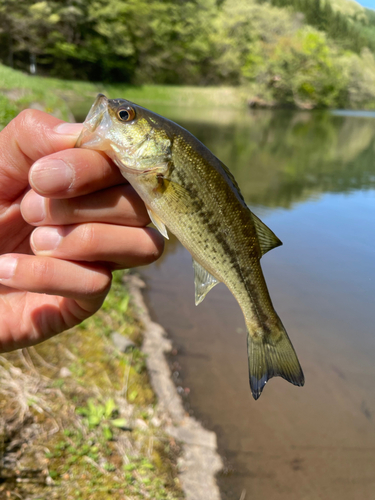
left=247, top=322, right=304, bottom=400
left=146, top=206, right=169, bottom=239
left=193, top=259, right=220, bottom=306
left=252, top=212, right=282, bottom=257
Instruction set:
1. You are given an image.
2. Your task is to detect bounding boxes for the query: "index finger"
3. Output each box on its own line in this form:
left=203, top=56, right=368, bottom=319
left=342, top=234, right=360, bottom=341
left=0, top=109, right=82, bottom=202
left=29, top=147, right=125, bottom=199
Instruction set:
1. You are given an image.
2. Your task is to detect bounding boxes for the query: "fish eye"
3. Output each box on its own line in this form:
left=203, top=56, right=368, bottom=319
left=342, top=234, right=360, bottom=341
left=117, top=107, right=136, bottom=122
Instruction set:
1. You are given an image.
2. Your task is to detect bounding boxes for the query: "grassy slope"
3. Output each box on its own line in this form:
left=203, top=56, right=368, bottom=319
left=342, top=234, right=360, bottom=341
left=0, top=63, right=245, bottom=129
left=0, top=271, right=184, bottom=499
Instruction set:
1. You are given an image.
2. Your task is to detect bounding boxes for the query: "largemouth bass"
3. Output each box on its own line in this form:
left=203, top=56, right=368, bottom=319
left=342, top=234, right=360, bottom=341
left=76, top=94, right=304, bottom=400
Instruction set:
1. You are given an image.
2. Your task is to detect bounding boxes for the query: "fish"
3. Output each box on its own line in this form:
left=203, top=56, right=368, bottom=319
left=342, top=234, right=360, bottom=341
left=76, top=94, right=304, bottom=400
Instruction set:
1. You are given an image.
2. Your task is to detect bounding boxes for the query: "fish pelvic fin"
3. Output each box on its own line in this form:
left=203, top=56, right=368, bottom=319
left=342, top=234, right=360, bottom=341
left=146, top=206, right=169, bottom=239
left=247, top=322, right=304, bottom=400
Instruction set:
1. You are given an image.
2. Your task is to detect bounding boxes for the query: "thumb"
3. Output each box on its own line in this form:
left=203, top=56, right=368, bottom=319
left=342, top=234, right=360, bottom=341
left=0, top=109, right=83, bottom=202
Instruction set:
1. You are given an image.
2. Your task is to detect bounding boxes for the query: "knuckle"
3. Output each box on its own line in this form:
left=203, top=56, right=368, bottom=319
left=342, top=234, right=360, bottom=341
left=31, top=258, right=55, bottom=286
left=79, top=224, right=97, bottom=253
left=83, top=268, right=112, bottom=298
left=13, top=109, right=48, bottom=159
left=16, top=109, right=40, bottom=134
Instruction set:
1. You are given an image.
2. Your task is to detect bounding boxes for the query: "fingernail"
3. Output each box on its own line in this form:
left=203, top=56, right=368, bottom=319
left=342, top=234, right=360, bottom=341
left=21, top=191, right=46, bottom=223
left=32, top=227, right=62, bottom=252
left=0, top=256, right=17, bottom=280
left=54, top=122, right=83, bottom=136
left=30, top=159, right=74, bottom=194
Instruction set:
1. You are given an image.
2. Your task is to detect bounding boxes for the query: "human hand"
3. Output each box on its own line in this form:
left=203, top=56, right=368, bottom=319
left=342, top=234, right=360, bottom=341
left=0, top=110, right=164, bottom=352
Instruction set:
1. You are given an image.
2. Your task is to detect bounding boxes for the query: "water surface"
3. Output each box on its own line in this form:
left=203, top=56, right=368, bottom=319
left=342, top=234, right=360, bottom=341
left=137, top=108, right=375, bottom=500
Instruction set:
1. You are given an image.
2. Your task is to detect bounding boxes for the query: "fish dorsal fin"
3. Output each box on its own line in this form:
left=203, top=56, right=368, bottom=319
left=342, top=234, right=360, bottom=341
left=216, top=160, right=281, bottom=257
left=216, top=159, right=248, bottom=207
left=146, top=206, right=169, bottom=239
left=193, top=259, right=220, bottom=306
left=252, top=212, right=282, bottom=257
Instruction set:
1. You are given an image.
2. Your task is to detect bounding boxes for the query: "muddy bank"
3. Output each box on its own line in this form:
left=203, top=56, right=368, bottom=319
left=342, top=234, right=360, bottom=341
left=126, top=273, right=223, bottom=500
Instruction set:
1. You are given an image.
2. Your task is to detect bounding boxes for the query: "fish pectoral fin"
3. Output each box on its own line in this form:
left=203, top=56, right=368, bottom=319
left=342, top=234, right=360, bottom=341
left=251, top=212, right=282, bottom=257
left=193, top=259, right=220, bottom=306
left=146, top=206, right=169, bottom=239
left=159, top=178, right=192, bottom=208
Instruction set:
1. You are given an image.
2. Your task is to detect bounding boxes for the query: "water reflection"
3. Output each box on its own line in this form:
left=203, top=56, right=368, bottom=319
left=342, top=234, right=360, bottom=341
left=171, top=109, right=375, bottom=207
left=76, top=101, right=375, bottom=209
left=136, top=108, right=375, bottom=500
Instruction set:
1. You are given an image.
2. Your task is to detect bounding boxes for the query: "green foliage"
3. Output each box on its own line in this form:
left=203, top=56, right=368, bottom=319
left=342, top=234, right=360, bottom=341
left=2, top=0, right=375, bottom=108
left=76, top=398, right=129, bottom=440
left=258, top=0, right=375, bottom=54
left=209, top=0, right=296, bottom=85
left=210, top=1, right=349, bottom=108
left=0, top=0, right=218, bottom=84
left=341, top=48, right=375, bottom=109
left=87, top=0, right=218, bottom=84
left=267, top=28, right=347, bottom=108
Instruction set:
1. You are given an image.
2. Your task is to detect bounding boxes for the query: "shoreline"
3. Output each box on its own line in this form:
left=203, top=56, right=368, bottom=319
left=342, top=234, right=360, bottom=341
left=125, top=273, right=223, bottom=500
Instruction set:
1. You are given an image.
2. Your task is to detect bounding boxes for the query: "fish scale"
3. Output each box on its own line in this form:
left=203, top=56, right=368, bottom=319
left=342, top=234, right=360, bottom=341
left=76, top=94, right=305, bottom=400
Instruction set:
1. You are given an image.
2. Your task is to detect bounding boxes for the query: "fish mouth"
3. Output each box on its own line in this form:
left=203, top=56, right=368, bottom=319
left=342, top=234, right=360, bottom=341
left=75, top=94, right=111, bottom=149
left=76, top=94, right=167, bottom=177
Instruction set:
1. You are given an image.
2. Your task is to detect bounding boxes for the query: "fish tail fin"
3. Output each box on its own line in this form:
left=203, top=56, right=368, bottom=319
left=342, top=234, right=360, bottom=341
left=247, top=321, right=304, bottom=400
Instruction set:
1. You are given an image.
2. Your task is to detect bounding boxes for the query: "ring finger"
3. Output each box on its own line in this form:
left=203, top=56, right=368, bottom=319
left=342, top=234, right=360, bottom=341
left=21, top=184, right=150, bottom=227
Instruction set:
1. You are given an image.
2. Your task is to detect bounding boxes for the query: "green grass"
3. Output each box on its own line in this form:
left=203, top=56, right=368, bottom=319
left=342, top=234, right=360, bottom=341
left=0, top=63, right=245, bottom=128
left=0, top=271, right=184, bottom=499
left=0, top=64, right=77, bottom=126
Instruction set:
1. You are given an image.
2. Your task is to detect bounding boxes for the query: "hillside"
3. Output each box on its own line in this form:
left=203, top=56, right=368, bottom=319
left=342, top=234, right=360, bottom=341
left=330, top=0, right=364, bottom=16
left=1, top=0, right=375, bottom=109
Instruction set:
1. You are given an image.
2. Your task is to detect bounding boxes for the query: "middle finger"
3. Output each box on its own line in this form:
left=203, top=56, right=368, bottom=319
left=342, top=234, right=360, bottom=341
left=21, top=184, right=150, bottom=227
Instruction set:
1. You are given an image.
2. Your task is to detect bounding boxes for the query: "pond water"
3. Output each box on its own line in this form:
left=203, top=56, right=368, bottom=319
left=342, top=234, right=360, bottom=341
left=73, top=99, right=375, bottom=499
left=133, top=106, right=375, bottom=500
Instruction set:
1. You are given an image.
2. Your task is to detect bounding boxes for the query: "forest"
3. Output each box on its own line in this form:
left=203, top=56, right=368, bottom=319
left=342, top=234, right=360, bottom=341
left=2, top=0, right=375, bottom=109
